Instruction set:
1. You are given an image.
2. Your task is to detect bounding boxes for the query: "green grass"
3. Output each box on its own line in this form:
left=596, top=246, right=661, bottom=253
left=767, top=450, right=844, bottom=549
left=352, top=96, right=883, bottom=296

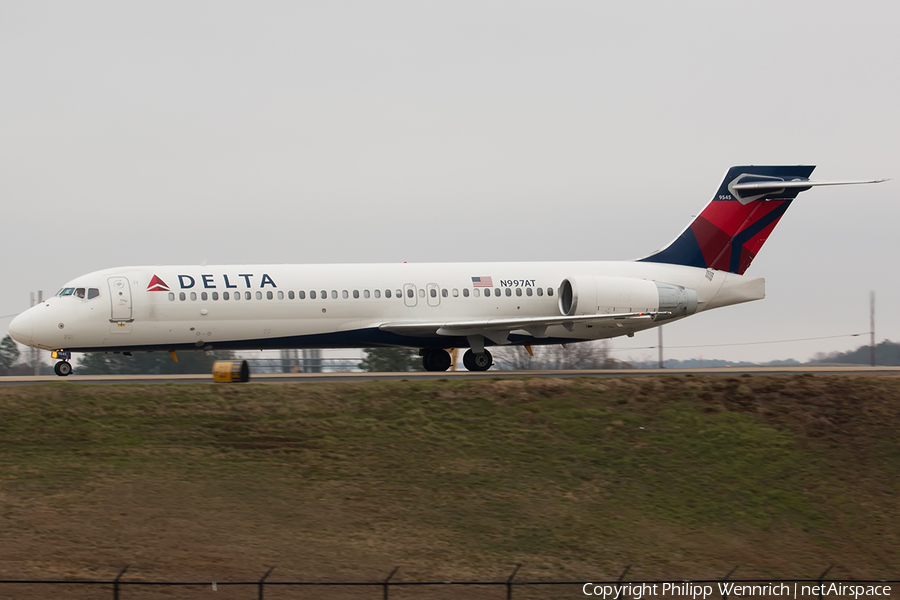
left=0, top=375, right=898, bottom=584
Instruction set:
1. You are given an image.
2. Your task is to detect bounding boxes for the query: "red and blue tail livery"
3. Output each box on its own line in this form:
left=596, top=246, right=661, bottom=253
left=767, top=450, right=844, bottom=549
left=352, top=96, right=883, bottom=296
left=639, top=166, right=883, bottom=274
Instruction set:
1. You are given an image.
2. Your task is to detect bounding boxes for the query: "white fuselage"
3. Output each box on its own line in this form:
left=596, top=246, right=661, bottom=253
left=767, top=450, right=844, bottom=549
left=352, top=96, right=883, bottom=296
left=9, top=260, right=763, bottom=354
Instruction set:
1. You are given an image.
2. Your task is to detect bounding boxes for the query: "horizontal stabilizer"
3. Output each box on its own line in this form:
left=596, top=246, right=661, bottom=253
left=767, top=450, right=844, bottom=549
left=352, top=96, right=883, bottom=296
left=731, top=178, right=887, bottom=191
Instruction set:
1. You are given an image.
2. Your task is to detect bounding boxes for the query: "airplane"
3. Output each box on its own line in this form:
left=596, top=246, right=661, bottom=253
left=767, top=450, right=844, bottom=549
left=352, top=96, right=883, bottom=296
left=7, top=165, right=886, bottom=377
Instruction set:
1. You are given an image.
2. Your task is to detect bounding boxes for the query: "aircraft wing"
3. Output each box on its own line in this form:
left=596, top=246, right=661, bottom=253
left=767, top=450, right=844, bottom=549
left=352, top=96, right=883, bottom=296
left=379, top=311, right=668, bottom=344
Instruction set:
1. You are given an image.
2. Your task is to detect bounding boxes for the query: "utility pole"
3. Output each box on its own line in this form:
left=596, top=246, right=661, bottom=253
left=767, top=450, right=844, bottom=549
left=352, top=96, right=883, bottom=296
left=870, top=291, right=876, bottom=367
left=658, top=326, right=664, bottom=369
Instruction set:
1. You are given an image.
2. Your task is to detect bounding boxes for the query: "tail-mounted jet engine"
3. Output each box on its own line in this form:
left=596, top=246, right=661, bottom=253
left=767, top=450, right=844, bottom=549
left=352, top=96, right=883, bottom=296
left=558, top=276, right=697, bottom=321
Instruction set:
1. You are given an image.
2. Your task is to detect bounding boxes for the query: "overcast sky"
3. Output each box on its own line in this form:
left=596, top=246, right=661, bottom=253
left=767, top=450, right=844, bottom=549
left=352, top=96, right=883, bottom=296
left=1, top=1, right=897, bottom=364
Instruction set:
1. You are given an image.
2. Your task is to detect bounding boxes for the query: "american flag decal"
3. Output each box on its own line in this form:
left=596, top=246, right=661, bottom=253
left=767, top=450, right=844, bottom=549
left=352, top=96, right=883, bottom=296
left=471, top=276, right=493, bottom=287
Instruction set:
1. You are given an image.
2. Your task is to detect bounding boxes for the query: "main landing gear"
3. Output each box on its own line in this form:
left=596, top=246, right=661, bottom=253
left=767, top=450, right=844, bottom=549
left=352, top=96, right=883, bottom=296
left=52, top=350, right=73, bottom=377
left=421, top=348, right=452, bottom=372
left=463, top=349, right=492, bottom=372
left=421, top=348, right=493, bottom=372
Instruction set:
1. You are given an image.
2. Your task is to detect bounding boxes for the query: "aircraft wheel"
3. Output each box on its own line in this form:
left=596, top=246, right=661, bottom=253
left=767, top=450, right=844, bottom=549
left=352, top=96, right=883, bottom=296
left=463, top=349, right=492, bottom=372
left=422, top=349, right=451, bottom=372
left=54, top=361, right=72, bottom=377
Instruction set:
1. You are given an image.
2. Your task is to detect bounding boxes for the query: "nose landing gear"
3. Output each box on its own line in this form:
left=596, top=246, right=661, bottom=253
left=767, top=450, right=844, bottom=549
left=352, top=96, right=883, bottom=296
left=51, top=350, right=73, bottom=377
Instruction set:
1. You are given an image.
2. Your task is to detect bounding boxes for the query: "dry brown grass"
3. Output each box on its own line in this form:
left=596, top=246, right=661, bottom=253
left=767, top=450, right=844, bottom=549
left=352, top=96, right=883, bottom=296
left=0, top=375, right=898, bottom=598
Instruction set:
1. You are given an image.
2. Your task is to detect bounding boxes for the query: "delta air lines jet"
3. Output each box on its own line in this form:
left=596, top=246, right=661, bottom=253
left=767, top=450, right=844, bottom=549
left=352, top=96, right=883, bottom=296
left=8, top=166, right=885, bottom=376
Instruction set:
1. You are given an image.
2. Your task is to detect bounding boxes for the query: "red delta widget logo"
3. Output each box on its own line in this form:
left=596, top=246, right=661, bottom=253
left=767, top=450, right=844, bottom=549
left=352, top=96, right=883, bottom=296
left=146, top=274, right=277, bottom=292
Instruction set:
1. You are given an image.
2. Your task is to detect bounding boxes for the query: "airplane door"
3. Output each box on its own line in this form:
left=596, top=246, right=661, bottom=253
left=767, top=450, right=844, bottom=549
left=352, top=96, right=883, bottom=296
left=108, top=277, right=133, bottom=321
left=426, top=283, right=440, bottom=307
left=403, top=283, right=417, bottom=307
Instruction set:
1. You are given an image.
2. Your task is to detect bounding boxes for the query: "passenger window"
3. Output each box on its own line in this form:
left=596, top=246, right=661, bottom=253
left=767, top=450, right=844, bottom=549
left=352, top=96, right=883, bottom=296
left=212, top=292, right=218, bottom=300
left=331, top=290, right=338, bottom=299
left=385, top=289, right=391, bottom=298
left=342, top=290, right=349, bottom=299
left=190, top=292, right=197, bottom=301
left=418, top=289, right=425, bottom=298
left=266, top=291, right=273, bottom=300
left=452, top=289, right=458, bottom=297
left=407, top=289, right=414, bottom=298
left=463, top=289, right=469, bottom=297
left=288, top=291, right=294, bottom=299
left=505, top=288, right=512, bottom=297
left=363, top=290, right=370, bottom=298
left=353, top=290, right=359, bottom=299
left=430, top=289, right=437, bottom=298
left=395, top=289, right=401, bottom=298
left=441, top=288, right=448, bottom=298
left=201, top=292, right=208, bottom=301
left=526, top=288, right=533, bottom=296
left=494, top=289, right=501, bottom=297
left=245, top=291, right=252, bottom=300
left=547, top=287, right=554, bottom=296
left=88, top=288, right=100, bottom=299
left=485, top=291, right=492, bottom=300
left=516, top=288, right=522, bottom=296
left=473, top=289, right=479, bottom=297
left=179, top=292, right=186, bottom=301
left=321, top=290, right=327, bottom=299
left=375, top=290, right=382, bottom=298
left=256, top=291, right=263, bottom=300
left=298, top=291, right=305, bottom=299
left=537, top=287, right=543, bottom=296
left=75, top=288, right=85, bottom=299
left=223, top=291, right=230, bottom=300
left=310, top=291, right=316, bottom=299
left=168, top=292, right=175, bottom=301
left=277, top=291, right=284, bottom=300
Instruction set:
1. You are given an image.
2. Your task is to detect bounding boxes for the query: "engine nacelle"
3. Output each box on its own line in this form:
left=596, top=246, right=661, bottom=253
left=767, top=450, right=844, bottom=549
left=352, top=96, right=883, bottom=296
left=558, top=276, right=697, bottom=320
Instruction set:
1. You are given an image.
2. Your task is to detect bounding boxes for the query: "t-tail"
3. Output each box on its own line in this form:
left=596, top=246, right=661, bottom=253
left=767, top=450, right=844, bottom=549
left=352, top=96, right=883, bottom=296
left=638, top=165, right=886, bottom=275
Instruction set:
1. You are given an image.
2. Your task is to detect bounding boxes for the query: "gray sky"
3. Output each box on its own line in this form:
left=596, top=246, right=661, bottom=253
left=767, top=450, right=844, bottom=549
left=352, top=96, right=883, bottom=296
left=2, top=1, right=897, bottom=364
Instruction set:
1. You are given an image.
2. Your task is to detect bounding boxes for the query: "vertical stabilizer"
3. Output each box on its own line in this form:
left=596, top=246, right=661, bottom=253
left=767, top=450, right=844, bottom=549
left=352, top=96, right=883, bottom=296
left=639, top=165, right=816, bottom=274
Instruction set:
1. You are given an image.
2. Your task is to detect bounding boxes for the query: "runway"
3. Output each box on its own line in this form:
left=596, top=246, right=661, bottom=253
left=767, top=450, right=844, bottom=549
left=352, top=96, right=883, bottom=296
left=2, top=366, right=899, bottom=385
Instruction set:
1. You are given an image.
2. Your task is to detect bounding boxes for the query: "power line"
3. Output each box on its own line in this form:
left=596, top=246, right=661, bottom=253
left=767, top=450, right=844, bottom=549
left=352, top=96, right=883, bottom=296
left=608, top=332, right=868, bottom=352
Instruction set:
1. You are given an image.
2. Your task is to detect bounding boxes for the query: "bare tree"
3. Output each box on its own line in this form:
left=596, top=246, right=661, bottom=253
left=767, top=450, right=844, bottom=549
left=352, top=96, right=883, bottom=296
left=493, top=340, right=619, bottom=370
left=0, top=335, right=20, bottom=374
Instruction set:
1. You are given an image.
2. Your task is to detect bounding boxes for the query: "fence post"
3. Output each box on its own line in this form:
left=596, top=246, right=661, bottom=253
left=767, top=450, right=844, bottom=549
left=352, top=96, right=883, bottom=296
left=817, top=565, right=834, bottom=600
left=258, top=567, right=274, bottom=600
left=383, top=566, right=399, bottom=600
left=112, top=565, right=129, bottom=600
left=506, top=563, right=522, bottom=600
left=721, top=566, right=739, bottom=600
left=617, top=565, right=631, bottom=597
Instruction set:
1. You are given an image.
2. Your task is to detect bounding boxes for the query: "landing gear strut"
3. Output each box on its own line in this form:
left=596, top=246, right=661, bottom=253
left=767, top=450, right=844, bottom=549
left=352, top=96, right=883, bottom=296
left=463, top=349, right=492, bottom=372
left=421, top=348, right=452, bottom=372
left=52, top=350, right=72, bottom=377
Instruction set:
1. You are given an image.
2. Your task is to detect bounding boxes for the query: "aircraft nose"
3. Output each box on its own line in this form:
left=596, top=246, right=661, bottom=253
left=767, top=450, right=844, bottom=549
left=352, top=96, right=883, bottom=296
left=8, top=312, right=33, bottom=345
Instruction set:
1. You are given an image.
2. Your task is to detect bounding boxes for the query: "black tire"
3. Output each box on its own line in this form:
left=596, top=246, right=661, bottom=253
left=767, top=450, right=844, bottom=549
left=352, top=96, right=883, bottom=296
left=55, top=361, right=72, bottom=377
left=463, top=349, right=492, bottom=372
left=422, top=349, right=451, bottom=372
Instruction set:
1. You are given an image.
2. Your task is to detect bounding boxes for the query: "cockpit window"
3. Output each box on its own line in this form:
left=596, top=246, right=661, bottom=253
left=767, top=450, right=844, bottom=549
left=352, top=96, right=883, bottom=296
left=88, top=288, right=100, bottom=299
left=58, top=288, right=75, bottom=296
left=74, top=288, right=86, bottom=299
